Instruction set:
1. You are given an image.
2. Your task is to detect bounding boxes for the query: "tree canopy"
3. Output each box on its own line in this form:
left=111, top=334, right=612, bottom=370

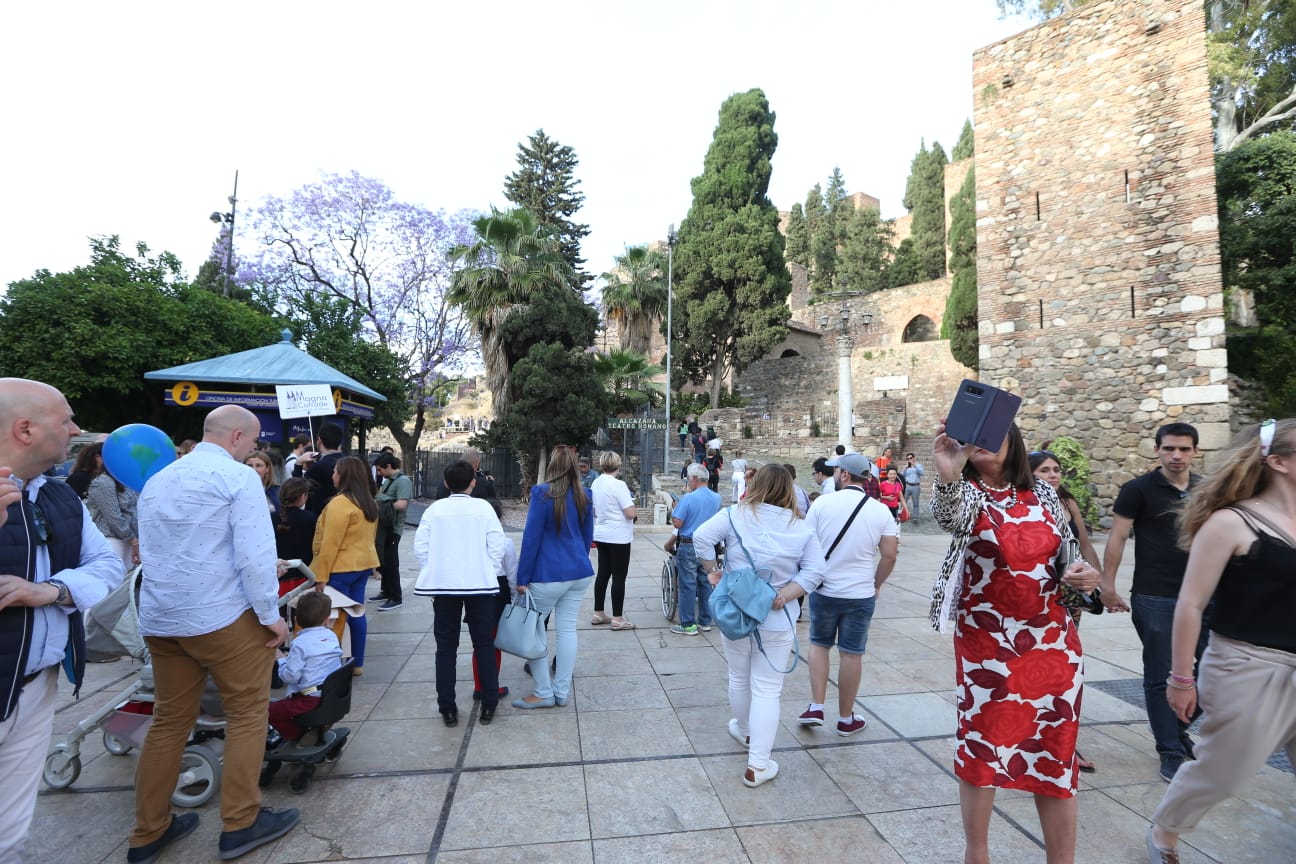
left=601, top=245, right=667, bottom=356
left=943, top=166, right=979, bottom=369
left=0, top=237, right=282, bottom=433
left=900, top=140, right=949, bottom=284
left=246, top=171, right=476, bottom=464
left=672, top=89, right=792, bottom=408
left=503, top=129, right=591, bottom=288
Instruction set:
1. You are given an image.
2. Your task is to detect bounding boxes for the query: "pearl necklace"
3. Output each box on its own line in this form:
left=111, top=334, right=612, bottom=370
left=976, top=479, right=1018, bottom=510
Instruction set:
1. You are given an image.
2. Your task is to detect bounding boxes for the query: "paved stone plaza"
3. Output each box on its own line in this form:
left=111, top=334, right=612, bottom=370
left=27, top=527, right=1296, bottom=863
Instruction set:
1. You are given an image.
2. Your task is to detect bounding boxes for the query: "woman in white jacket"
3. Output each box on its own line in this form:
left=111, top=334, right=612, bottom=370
left=693, top=464, right=825, bottom=788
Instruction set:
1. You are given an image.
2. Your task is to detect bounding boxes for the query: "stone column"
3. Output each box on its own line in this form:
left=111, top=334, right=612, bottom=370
left=836, top=333, right=854, bottom=448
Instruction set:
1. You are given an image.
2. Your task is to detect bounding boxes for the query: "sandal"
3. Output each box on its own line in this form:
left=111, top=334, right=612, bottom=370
left=591, top=612, right=611, bottom=625
left=610, top=618, right=636, bottom=630
left=1077, top=751, right=1096, bottom=773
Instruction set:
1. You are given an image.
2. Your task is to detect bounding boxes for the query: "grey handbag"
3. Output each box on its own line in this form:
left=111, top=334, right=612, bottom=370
left=494, top=591, right=547, bottom=660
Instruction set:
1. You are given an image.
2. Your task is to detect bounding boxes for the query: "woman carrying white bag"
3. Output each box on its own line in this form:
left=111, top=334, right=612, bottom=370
left=692, top=464, right=825, bottom=788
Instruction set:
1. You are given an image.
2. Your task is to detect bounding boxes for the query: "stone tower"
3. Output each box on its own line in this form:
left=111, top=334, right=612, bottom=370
left=973, top=0, right=1228, bottom=510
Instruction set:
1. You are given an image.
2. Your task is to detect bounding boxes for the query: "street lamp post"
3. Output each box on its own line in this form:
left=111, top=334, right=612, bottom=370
left=663, top=224, right=676, bottom=474
left=819, top=302, right=872, bottom=451
left=209, top=170, right=239, bottom=298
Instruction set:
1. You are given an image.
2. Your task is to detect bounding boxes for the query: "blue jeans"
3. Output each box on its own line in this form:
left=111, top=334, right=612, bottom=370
left=675, top=542, right=713, bottom=627
left=808, top=594, right=876, bottom=655
left=1131, top=593, right=1211, bottom=757
left=328, top=569, right=370, bottom=668
left=522, top=577, right=592, bottom=701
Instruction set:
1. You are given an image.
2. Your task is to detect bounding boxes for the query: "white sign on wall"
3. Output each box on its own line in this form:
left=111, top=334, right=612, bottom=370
left=873, top=376, right=909, bottom=391
left=275, top=384, right=336, bottom=419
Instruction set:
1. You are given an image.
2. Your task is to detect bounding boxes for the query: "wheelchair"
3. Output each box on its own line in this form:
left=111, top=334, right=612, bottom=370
left=660, top=555, right=678, bottom=622
left=260, top=659, right=355, bottom=794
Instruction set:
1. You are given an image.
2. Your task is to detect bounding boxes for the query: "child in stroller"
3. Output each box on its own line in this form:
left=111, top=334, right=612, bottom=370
left=267, top=591, right=342, bottom=746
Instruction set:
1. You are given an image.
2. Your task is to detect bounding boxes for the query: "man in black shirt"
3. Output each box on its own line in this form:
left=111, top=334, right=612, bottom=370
left=295, top=423, right=345, bottom=514
left=1101, top=422, right=1208, bottom=783
left=433, top=447, right=496, bottom=501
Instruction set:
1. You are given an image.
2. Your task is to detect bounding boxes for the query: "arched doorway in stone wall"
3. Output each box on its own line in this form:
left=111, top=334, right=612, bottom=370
left=780, top=349, right=800, bottom=358
left=902, top=315, right=938, bottom=343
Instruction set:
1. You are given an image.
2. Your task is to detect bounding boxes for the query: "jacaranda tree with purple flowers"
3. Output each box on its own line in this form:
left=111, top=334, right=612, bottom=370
left=246, top=172, right=478, bottom=464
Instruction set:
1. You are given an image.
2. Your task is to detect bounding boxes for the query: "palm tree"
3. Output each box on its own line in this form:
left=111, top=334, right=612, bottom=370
left=601, top=245, right=667, bottom=356
left=592, top=349, right=665, bottom=416
left=449, top=207, right=573, bottom=421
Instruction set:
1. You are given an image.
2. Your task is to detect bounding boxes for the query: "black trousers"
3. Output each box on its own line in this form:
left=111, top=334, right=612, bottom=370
left=378, top=530, right=402, bottom=602
left=594, top=542, right=632, bottom=616
left=432, top=594, right=499, bottom=711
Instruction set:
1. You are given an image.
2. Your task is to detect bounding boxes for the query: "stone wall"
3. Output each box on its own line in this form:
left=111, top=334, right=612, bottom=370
left=973, top=0, right=1227, bottom=517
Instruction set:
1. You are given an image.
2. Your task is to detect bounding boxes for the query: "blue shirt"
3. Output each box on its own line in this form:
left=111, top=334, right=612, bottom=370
left=22, top=476, right=125, bottom=675
left=516, top=484, right=594, bottom=587
left=672, top=486, right=722, bottom=537
left=277, top=625, right=342, bottom=693
left=138, top=442, right=280, bottom=637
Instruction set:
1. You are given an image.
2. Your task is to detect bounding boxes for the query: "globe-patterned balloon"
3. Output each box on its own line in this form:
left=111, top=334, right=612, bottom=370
left=103, top=424, right=177, bottom=492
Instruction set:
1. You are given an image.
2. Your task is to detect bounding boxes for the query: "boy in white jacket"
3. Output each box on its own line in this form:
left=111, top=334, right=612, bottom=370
left=413, top=460, right=510, bottom=728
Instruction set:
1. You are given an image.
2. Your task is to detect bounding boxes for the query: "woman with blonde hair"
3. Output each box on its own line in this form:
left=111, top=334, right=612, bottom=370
left=245, top=450, right=280, bottom=514
left=692, top=464, right=825, bottom=787
left=312, top=455, right=380, bottom=675
left=590, top=451, right=637, bottom=630
left=1147, top=419, right=1296, bottom=864
left=513, top=446, right=595, bottom=709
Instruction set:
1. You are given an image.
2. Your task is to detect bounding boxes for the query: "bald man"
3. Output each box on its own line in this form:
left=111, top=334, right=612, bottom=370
left=0, top=379, right=124, bottom=862
left=128, top=404, right=300, bottom=863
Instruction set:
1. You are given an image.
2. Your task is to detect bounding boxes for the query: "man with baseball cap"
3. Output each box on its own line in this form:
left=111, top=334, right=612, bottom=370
left=800, top=451, right=898, bottom=735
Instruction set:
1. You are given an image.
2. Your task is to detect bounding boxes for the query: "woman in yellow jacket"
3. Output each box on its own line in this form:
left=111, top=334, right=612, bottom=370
left=312, top=455, right=380, bottom=675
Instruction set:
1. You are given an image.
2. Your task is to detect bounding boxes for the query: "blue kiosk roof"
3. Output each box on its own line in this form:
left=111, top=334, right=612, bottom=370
left=144, top=330, right=387, bottom=403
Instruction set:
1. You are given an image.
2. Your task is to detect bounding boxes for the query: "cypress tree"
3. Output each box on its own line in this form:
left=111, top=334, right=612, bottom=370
left=784, top=203, right=810, bottom=267
left=943, top=165, right=978, bottom=368
left=838, top=206, right=893, bottom=294
left=901, top=140, right=949, bottom=283
left=951, top=119, right=975, bottom=161
left=672, top=89, right=792, bottom=408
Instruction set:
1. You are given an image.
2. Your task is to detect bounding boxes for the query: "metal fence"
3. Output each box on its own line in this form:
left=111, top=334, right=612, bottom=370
left=409, top=447, right=521, bottom=499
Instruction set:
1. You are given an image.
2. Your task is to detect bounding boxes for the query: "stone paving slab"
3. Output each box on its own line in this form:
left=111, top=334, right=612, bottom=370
left=26, top=531, right=1294, bottom=863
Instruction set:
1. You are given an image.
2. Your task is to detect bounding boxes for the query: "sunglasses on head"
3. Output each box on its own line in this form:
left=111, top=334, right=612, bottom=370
left=1259, top=419, right=1276, bottom=458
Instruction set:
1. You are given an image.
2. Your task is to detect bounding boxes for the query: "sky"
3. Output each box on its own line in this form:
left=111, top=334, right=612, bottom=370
left=0, top=1, right=1032, bottom=292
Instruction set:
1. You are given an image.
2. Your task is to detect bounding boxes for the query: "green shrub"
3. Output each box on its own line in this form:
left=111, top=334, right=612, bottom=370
left=1044, top=436, right=1098, bottom=525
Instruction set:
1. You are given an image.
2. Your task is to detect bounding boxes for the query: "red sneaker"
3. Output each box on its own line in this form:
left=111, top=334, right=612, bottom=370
left=836, top=714, right=868, bottom=737
left=797, top=706, right=824, bottom=727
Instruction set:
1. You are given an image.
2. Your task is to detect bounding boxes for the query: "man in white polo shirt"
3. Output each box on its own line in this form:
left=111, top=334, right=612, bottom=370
left=799, top=452, right=898, bottom=736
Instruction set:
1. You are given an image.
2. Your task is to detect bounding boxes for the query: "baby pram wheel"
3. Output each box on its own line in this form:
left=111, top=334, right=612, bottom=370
left=43, top=748, right=81, bottom=789
left=103, top=732, right=133, bottom=756
left=171, top=744, right=221, bottom=808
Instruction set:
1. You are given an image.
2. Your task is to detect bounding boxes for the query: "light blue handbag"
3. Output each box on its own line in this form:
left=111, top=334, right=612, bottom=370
left=708, top=508, right=800, bottom=673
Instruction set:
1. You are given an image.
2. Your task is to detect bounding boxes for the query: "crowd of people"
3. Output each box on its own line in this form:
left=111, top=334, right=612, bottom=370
left=4, top=381, right=1293, bottom=864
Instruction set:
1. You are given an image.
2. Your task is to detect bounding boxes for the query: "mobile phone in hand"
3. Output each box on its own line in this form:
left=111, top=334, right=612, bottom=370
left=945, top=380, right=1022, bottom=452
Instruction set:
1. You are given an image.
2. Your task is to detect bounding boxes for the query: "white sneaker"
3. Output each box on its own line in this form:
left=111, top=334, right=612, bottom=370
left=727, top=718, right=749, bottom=750
left=743, top=760, right=779, bottom=788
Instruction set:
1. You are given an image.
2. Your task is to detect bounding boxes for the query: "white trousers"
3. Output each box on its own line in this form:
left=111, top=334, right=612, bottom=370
left=0, top=666, right=57, bottom=864
left=723, top=628, right=793, bottom=770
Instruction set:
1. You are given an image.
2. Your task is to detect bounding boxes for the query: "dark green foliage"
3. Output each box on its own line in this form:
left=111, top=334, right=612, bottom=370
left=0, top=236, right=282, bottom=432
left=837, top=206, right=893, bottom=294
left=1044, top=435, right=1098, bottom=525
left=505, top=342, right=606, bottom=465
left=951, top=119, right=975, bottom=161
left=901, top=140, right=949, bottom=283
left=943, top=165, right=978, bottom=369
left=503, top=129, right=591, bottom=288
left=804, top=185, right=826, bottom=251
left=784, top=203, right=810, bottom=267
left=885, top=237, right=924, bottom=289
left=672, top=89, right=792, bottom=408
left=291, top=294, right=411, bottom=432
left=810, top=167, right=850, bottom=295
left=1216, top=130, right=1296, bottom=414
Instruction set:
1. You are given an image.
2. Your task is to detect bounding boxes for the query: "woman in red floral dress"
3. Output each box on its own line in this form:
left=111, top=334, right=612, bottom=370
left=929, top=420, right=1102, bottom=864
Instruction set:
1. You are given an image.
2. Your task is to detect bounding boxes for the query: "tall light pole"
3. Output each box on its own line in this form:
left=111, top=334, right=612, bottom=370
left=663, top=224, right=676, bottom=474
left=819, top=300, right=871, bottom=451
left=209, top=170, right=239, bottom=298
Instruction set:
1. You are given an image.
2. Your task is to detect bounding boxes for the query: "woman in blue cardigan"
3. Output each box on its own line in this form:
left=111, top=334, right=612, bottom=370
left=513, top=446, right=595, bottom=709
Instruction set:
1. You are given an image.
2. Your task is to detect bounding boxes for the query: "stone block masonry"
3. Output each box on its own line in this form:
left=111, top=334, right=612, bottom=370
left=973, top=0, right=1227, bottom=514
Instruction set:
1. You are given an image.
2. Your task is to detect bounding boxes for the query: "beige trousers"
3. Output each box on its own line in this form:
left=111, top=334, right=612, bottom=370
left=0, top=666, right=57, bottom=864
left=131, top=610, right=276, bottom=845
left=1153, top=634, right=1296, bottom=833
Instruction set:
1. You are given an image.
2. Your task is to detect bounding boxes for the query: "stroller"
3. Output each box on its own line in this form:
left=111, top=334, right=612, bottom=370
left=42, top=561, right=349, bottom=803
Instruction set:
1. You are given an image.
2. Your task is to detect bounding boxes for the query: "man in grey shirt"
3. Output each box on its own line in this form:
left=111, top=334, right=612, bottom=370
left=899, top=452, right=924, bottom=520
left=128, top=405, right=299, bottom=863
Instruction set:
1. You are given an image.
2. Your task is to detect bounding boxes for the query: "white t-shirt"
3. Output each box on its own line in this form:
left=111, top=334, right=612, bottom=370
left=730, top=458, right=747, bottom=478
left=805, top=486, right=897, bottom=599
left=591, top=474, right=635, bottom=544
left=820, top=476, right=837, bottom=497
